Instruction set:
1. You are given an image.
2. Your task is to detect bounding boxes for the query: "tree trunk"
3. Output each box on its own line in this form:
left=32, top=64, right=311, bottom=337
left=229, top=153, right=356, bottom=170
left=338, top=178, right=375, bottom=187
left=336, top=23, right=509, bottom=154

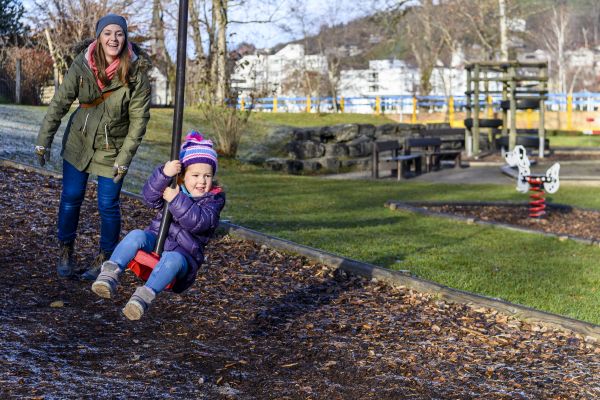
left=150, top=0, right=172, bottom=83
left=215, top=0, right=228, bottom=104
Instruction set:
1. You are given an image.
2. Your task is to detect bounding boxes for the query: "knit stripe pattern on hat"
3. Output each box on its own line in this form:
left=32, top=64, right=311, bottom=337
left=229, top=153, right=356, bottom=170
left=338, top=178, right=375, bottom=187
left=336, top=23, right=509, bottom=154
left=179, top=131, right=218, bottom=174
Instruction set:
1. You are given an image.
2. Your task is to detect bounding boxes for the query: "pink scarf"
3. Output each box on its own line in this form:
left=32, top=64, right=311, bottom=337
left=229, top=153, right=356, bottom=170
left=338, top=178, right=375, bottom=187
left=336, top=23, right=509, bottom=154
left=86, top=40, right=134, bottom=90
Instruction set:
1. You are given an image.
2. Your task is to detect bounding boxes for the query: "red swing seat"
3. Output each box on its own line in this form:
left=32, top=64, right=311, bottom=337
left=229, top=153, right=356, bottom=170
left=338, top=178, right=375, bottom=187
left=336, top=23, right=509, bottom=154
left=127, top=250, right=175, bottom=289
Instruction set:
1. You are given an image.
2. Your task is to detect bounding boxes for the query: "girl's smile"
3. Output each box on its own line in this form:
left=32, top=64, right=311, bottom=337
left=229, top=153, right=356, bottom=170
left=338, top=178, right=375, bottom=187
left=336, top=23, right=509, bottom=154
left=183, top=163, right=214, bottom=197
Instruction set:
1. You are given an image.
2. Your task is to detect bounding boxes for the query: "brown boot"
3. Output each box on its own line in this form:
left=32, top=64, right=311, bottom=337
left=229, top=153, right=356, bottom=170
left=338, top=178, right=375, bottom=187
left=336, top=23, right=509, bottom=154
left=56, top=241, right=75, bottom=278
left=81, top=251, right=111, bottom=281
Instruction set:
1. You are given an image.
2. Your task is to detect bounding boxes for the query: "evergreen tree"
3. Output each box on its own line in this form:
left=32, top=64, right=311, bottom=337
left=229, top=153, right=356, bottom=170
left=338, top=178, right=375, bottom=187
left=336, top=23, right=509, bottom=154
left=0, top=0, right=25, bottom=46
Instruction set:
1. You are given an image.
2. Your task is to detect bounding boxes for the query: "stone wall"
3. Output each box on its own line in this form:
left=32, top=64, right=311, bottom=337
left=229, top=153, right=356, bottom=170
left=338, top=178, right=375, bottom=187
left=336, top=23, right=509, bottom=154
left=265, top=123, right=467, bottom=174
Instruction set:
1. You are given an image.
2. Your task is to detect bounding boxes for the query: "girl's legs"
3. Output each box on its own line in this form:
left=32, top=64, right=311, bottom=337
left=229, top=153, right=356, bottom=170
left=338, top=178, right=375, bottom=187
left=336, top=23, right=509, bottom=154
left=122, top=252, right=188, bottom=321
left=56, top=160, right=88, bottom=277
left=145, top=251, right=188, bottom=294
left=109, top=229, right=157, bottom=271
left=91, top=230, right=156, bottom=299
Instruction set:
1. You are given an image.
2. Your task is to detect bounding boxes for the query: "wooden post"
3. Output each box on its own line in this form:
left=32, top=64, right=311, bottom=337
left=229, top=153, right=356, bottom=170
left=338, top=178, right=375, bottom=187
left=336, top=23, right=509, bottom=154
left=465, top=67, right=472, bottom=157
left=509, top=65, right=517, bottom=150
left=473, top=64, right=480, bottom=155
left=448, top=96, right=454, bottom=127
left=340, top=96, right=345, bottom=113
left=15, top=58, right=21, bottom=104
left=501, top=65, right=508, bottom=138
left=375, top=96, right=381, bottom=115
left=539, top=65, right=547, bottom=158
left=567, top=95, right=573, bottom=131
left=411, top=96, right=417, bottom=123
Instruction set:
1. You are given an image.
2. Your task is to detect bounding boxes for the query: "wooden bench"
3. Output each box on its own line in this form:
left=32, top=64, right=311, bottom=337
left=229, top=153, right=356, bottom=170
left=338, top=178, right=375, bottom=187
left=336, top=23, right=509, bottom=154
left=390, top=154, right=423, bottom=181
left=372, top=140, right=402, bottom=179
left=404, top=137, right=462, bottom=171
left=372, top=140, right=424, bottom=180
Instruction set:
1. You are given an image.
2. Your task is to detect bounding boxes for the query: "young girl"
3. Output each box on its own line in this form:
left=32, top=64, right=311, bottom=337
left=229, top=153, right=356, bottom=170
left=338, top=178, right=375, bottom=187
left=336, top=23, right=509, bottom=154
left=91, top=132, right=226, bottom=320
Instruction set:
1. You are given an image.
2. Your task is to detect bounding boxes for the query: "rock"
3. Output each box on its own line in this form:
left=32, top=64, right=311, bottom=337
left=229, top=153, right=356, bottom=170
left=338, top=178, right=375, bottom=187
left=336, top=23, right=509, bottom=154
left=347, top=135, right=373, bottom=157
left=330, top=124, right=360, bottom=142
left=293, top=128, right=318, bottom=141
left=287, top=140, right=325, bottom=159
left=319, top=126, right=335, bottom=142
left=358, top=124, right=376, bottom=138
left=325, top=143, right=349, bottom=158
left=374, top=123, right=398, bottom=138
left=315, top=157, right=341, bottom=171
left=286, top=159, right=304, bottom=174
left=265, top=158, right=287, bottom=171
left=301, top=160, right=322, bottom=172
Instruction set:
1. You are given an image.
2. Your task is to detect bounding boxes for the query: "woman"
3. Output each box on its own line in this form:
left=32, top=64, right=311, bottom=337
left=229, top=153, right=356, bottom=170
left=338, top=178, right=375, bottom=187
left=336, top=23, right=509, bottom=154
left=35, top=14, right=152, bottom=280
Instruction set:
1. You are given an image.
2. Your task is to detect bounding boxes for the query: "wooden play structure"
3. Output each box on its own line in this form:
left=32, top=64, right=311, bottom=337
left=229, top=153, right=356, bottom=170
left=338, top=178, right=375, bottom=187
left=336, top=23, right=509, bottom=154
left=464, top=61, right=548, bottom=158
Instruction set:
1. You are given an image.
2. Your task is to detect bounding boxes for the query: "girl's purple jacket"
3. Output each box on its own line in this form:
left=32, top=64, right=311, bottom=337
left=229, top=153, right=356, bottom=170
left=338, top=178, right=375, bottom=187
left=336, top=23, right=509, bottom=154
left=142, top=165, right=226, bottom=293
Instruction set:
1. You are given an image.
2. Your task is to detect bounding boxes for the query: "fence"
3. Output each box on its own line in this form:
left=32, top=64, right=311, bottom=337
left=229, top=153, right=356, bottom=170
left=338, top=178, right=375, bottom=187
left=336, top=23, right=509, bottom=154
left=238, top=93, right=600, bottom=131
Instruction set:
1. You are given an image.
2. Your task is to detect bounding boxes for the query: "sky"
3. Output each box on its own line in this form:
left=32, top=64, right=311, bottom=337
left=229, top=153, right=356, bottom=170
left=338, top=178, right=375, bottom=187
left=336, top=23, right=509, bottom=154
left=21, top=0, right=392, bottom=53
left=226, top=0, right=385, bottom=50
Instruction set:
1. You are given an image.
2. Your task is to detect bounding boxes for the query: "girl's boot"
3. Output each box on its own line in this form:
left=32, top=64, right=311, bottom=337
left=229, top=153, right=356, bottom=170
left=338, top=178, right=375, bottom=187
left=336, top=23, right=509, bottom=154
left=122, top=286, right=156, bottom=321
left=57, top=241, right=75, bottom=278
left=91, top=261, right=122, bottom=299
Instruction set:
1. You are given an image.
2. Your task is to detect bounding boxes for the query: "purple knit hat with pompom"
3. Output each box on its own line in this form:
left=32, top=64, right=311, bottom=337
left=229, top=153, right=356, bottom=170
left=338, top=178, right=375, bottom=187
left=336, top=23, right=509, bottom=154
left=179, top=131, right=218, bottom=174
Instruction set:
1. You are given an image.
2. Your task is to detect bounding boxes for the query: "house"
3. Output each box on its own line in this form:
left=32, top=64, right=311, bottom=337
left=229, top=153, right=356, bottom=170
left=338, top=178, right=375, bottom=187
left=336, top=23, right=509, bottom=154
left=231, top=44, right=328, bottom=98
left=148, top=67, right=172, bottom=106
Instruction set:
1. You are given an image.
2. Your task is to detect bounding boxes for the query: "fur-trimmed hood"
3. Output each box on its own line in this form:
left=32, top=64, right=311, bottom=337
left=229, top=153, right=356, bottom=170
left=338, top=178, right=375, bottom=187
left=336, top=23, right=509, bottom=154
left=71, top=39, right=153, bottom=73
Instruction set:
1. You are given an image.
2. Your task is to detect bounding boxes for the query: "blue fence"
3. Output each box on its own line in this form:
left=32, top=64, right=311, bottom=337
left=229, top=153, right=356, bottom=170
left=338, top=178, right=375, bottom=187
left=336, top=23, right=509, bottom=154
left=238, top=93, right=600, bottom=113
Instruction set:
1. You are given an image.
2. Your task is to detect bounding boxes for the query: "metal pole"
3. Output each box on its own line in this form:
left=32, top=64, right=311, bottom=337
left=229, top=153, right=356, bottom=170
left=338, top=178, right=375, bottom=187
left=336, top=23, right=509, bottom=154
left=155, top=0, right=189, bottom=255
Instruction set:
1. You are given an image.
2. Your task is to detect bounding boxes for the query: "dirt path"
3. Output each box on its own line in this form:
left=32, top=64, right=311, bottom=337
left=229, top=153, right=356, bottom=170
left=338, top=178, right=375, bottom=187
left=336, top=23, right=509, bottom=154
left=1, top=165, right=599, bottom=399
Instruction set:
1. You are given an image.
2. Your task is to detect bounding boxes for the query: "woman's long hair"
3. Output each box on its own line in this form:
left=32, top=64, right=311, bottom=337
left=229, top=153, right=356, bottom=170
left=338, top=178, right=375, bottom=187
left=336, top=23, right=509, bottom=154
left=92, top=39, right=131, bottom=87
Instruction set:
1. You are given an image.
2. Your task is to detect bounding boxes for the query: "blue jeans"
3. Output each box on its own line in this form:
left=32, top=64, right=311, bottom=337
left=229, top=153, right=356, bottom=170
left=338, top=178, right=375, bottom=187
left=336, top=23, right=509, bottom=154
left=58, top=159, right=123, bottom=253
left=109, top=229, right=189, bottom=293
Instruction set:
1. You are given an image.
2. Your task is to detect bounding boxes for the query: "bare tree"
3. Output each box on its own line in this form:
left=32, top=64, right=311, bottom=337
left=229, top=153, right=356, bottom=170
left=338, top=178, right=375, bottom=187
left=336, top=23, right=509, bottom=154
left=404, top=0, right=445, bottom=95
left=29, top=0, right=137, bottom=80
left=541, top=4, right=572, bottom=93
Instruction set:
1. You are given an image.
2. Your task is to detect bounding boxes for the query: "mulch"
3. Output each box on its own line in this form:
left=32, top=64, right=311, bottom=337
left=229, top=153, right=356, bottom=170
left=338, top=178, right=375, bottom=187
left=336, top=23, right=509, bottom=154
left=0, top=164, right=599, bottom=399
left=421, top=203, right=600, bottom=242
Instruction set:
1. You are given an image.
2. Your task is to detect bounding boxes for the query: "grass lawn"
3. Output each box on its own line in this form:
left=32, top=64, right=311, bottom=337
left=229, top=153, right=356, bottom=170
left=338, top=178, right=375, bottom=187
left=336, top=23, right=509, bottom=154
left=215, top=169, right=600, bottom=325
left=549, top=134, right=600, bottom=147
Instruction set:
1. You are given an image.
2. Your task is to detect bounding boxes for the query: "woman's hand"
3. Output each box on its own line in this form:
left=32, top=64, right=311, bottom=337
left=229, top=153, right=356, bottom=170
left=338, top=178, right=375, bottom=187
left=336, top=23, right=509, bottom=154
left=163, top=160, right=182, bottom=177
left=163, top=185, right=180, bottom=203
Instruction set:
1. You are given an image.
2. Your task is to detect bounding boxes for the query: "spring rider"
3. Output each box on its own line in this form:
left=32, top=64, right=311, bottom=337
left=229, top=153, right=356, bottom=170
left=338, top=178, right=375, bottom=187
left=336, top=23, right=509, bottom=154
left=503, top=145, right=560, bottom=218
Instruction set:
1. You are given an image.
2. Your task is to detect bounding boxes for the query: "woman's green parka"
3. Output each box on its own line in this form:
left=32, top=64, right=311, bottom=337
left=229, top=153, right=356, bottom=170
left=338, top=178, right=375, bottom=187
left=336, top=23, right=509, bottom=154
left=36, top=41, right=152, bottom=178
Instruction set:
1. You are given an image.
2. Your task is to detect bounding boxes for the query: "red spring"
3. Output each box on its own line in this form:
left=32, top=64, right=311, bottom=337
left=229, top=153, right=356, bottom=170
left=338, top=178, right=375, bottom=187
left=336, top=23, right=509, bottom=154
left=527, top=178, right=546, bottom=218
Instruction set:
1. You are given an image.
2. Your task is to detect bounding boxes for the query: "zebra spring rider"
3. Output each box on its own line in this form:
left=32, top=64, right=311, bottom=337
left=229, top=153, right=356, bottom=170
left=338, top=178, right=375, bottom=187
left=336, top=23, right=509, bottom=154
left=503, top=145, right=560, bottom=218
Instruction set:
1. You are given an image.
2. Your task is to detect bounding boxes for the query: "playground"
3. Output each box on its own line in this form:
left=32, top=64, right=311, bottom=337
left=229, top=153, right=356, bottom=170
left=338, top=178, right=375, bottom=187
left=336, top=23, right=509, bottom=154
left=1, top=164, right=599, bottom=398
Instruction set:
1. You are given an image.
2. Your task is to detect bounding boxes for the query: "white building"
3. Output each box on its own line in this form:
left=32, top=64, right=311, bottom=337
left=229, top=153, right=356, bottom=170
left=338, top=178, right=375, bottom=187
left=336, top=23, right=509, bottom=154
left=231, top=44, right=328, bottom=98
left=149, top=67, right=172, bottom=106
left=339, top=59, right=467, bottom=96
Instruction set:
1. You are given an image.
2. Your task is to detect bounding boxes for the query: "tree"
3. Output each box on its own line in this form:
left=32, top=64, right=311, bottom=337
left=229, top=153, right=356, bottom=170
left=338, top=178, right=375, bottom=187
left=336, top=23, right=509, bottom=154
left=0, top=0, right=26, bottom=46
left=403, top=0, right=446, bottom=95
